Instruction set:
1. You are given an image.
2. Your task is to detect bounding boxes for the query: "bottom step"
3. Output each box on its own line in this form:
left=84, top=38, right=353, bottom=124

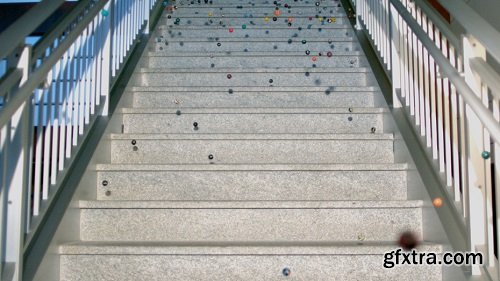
left=60, top=242, right=443, bottom=281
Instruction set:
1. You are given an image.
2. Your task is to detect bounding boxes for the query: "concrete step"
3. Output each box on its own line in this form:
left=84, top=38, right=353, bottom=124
left=156, top=26, right=354, bottom=38
left=131, top=87, right=382, bottom=108
left=79, top=200, right=423, bottom=242
left=119, top=108, right=386, bottom=134
left=109, top=133, right=394, bottom=164
left=130, top=67, right=376, bottom=87
left=167, top=6, right=345, bottom=17
left=60, top=242, right=441, bottom=281
left=143, top=52, right=367, bottom=68
left=151, top=37, right=358, bottom=52
left=158, top=15, right=349, bottom=26
left=95, top=163, right=408, bottom=201
left=167, top=0, right=342, bottom=5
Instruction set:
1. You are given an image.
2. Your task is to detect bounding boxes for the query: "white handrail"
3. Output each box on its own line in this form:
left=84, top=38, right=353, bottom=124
left=391, top=0, right=500, bottom=144
left=0, top=0, right=160, bottom=279
left=356, top=0, right=500, bottom=278
left=0, top=0, right=109, bottom=130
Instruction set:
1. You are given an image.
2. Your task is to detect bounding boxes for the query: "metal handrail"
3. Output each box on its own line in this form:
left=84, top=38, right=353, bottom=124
left=0, top=0, right=66, bottom=60
left=391, top=0, right=500, bottom=144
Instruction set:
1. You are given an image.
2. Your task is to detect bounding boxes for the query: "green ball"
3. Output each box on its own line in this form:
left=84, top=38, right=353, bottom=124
left=301, top=39, right=307, bottom=44
left=242, top=24, right=247, bottom=29
left=481, top=151, right=491, bottom=159
left=101, top=9, right=109, bottom=17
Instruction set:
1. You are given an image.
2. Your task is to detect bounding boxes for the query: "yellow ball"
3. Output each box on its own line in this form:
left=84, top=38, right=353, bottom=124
left=208, top=12, right=213, bottom=17
left=331, top=17, right=337, bottom=23
left=264, top=16, right=270, bottom=22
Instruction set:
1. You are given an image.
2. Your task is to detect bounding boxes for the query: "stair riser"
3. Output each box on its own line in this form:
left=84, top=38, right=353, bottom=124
left=132, top=91, right=377, bottom=107
left=152, top=41, right=358, bottom=52
left=144, top=55, right=366, bottom=68
left=61, top=254, right=440, bottom=281
left=156, top=28, right=354, bottom=38
left=159, top=16, right=349, bottom=26
left=122, top=113, right=383, bottom=134
left=96, top=170, right=407, bottom=200
left=132, top=72, right=372, bottom=87
left=80, top=207, right=421, bottom=241
left=110, top=139, right=394, bottom=164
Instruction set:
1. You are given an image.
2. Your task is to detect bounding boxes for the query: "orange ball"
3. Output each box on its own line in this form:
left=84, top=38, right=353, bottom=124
left=274, top=10, right=281, bottom=16
left=432, top=197, right=443, bottom=208
left=288, top=17, right=293, bottom=22
left=312, top=56, right=317, bottom=62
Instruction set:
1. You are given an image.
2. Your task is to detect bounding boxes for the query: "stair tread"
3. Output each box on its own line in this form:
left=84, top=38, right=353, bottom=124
left=95, top=163, right=409, bottom=171
left=60, top=241, right=443, bottom=255
left=79, top=200, right=425, bottom=209
left=128, top=86, right=378, bottom=91
left=155, top=36, right=356, bottom=41
left=109, top=133, right=393, bottom=140
left=136, top=67, right=371, bottom=73
left=146, top=51, right=363, bottom=57
left=119, top=107, right=387, bottom=114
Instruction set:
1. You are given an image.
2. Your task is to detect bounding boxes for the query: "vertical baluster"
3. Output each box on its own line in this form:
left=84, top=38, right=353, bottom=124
left=401, top=13, right=410, bottom=106
left=50, top=50, right=61, bottom=185
left=78, top=28, right=88, bottom=134
left=414, top=7, right=425, bottom=137
left=32, top=87, right=43, bottom=216
left=419, top=11, right=432, bottom=148
left=72, top=35, right=82, bottom=146
left=427, top=19, right=442, bottom=165
left=65, top=43, right=75, bottom=158
left=41, top=65, right=54, bottom=200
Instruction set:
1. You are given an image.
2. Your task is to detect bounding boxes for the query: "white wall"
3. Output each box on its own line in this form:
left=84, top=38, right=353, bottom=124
left=466, top=0, right=500, bottom=32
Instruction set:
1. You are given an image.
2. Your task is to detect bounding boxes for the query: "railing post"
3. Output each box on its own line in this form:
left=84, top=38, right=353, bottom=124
left=389, top=2, right=402, bottom=108
left=144, top=0, right=151, bottom=34
left=100, top=1, right=113, bottom=116
left=462, top=35, right=490, bottom=275
left=2, top=45, right=32, bottom=281
left=354, top=0, right=362, bottom=30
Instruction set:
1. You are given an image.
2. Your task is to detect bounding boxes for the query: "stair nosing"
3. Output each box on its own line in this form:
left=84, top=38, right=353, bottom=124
left=78, top=200, right=425, bottom=209
left=94, top=163, right=409, bottom=171
left=59, top=241, right=443, bottom=255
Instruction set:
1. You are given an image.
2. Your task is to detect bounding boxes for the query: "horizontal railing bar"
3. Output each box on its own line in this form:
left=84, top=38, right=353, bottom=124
left=0, top=0, right=66, bottom=60
left=469, top=57, right=500, bottom=101
left=0, top=0, right=109, bottom=130
left=391, top=0, right=500, bottom=145
left=414, top=0, right=460, bottom=52
left=33, top=0, right=94, bottom=61
left=0, top=68, right=22, bottom=97
left=438, top=0, right=500, bottom=64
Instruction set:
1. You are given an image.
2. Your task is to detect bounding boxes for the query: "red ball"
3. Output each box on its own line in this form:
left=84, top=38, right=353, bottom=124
left=229, top=27, right=234, bottom=33
left=397, top=231, right=419, bottom=250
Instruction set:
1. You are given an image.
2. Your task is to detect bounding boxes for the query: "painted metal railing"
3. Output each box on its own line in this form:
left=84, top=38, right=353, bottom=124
left=0, top=0, right=160, bottom=279
left=352, top=0, right=500, bottom=279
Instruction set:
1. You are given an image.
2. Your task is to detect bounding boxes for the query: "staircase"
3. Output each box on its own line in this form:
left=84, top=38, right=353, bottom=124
left=58, top=0, right=444, bottom=279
